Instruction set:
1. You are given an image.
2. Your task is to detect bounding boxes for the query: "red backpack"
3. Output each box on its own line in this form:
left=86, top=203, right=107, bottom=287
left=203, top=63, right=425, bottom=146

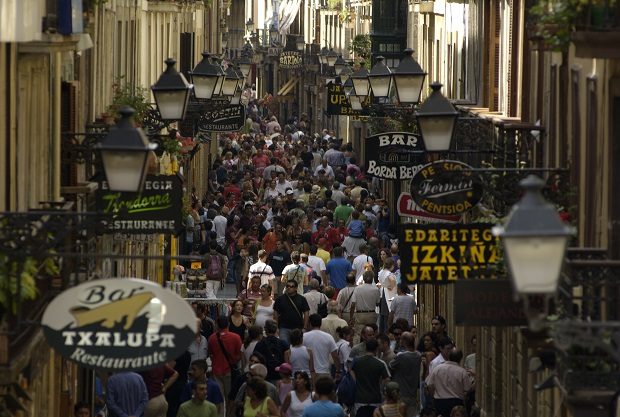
left=206, top=254, right=223, bottom=281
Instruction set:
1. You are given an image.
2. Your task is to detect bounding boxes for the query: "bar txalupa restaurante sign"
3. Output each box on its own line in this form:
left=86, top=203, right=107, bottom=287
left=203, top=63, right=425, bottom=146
left=400, top=224, right=498, bottom=283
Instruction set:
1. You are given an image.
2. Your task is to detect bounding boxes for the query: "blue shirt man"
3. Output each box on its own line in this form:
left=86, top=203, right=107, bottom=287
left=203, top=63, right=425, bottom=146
left=106, top=372, right=148, bottom=417
left=326, top=246, right=352, bottom=290
left=302, top=376, right=344, bottom=417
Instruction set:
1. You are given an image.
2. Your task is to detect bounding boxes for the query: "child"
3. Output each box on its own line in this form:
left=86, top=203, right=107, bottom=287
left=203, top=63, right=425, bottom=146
left=275, top=363, right=294, bottom=406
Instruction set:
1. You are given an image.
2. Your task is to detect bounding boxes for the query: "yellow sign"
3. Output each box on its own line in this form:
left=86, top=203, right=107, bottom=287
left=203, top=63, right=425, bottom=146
left=191, top=261, right=202, bottom=270
left=400, top=224, right=498, bottom=283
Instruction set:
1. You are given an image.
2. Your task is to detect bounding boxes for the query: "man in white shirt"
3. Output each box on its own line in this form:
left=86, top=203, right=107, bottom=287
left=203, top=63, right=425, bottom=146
left=352, top=244, right=373, bottom=284
left=307, top=246, right=327, bottom=284
left=213, top=207, right=228, bottom=249
left=313, top=159, right=335, bottom=179
left=330, top=182, right=347, bottom=206
left=275, top=172, right=292, bottom=196
left=303, top=314, right=341, bottom=378
left=303, top=279, right=329, bottom=315
left=427, top=336, right=454, bottom=377
left=247, top=249, right=276, bottom=288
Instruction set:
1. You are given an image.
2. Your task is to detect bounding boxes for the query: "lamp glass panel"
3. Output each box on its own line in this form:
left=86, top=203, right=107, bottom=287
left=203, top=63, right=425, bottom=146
left=214, top=75, right=224, bottom=96
left=239, top=63, right=252, bottom=78
left=221, top=78, right=238, bottom=96
left=352, top=77, right=369, bottom=97
left=319, top=55, right=327, bottom=65
left=369, top=75, right=391, bottom=99
left=394, top=74, right=424, bottom=104
left=503, top=236, right=568, bottom=294
left=349, top=96, right=363, bottom=111
left=418, top=115, right=456, bottom=151
left=101, top=150, right=148, bottom=192
left=153, top=90, right=189, bottom=120
left=327, top=55, right=338, bottom=67
left=193, top=75, right=218, bottom=99
left=344, top=84, right=354, bottom=96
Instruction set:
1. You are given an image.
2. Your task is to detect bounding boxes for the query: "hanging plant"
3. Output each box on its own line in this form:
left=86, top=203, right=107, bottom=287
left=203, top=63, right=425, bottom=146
left=106, top=77, right=151, bottom=125
left=349, top=34, right=371, bottom=60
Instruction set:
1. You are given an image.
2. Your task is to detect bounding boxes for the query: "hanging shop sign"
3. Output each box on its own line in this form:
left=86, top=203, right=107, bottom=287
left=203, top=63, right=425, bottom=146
left=96, top=174, right=183, bottom=234
left=454, top=280, right=527, bottom=326
left=396, top=192, right=460, bottom=223
left=409, top=160, right=483, bottom=216
left=198, top=104, right=246, bottom=132
left=279, top=51, right=303, bottom=69
left=365, top=132, right=427, bottom=180
left=399, top=224, right=498, bottom=284
left=325, top=83, right=369, bottom=116
left=41, top=278, right=197, bottom=371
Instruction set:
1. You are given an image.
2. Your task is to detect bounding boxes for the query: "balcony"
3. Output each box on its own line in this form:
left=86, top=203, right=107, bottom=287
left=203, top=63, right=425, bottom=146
left=571, top=1, right=620, bottom=58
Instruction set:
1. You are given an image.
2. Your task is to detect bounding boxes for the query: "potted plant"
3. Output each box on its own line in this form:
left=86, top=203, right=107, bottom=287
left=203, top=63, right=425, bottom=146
left=106, top=77, right=151, bottom=125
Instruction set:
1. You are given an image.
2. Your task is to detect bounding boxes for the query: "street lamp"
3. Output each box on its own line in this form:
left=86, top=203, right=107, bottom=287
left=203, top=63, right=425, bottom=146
left=326, top=48, right=339, bottom=67
left=269, top=25, right=279, bottom=45
left=151, top=58, right=192, bottom=121
left=190, top=52, right=222, bottom=100
left=348, top=87, right=365, bottom=111
left=318, top=46, right=329, bottom=66
left=211, top=56, right=226, bottom=97
left=221, top=64, right=241, bottom=97
left=392, top=48, right=427, bottom=105
left=334, top=55, right=347, bottom=75
left=246, top=18, right=254, bottom=33
left=296, top=35, right=305, bottom=51
left=343, top=75, right=354, bottom=96
left=415, top=82, right=458, bottom=151
left=238, top=53, right=252, bottom=79
left=350, top=61, right=370, bottom=99
left=368, top=55, right=392, bottom=100
left=96, top=107, right=157, bottom=193
left=493, top=175, right=575, bottom=294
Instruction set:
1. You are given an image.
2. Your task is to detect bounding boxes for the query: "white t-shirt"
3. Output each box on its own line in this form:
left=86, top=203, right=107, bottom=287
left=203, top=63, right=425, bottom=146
left=302, top=329, right=337, bottom=373
left=248, top=261, right=275, bottom=287
left=427, top=354, right=446, bottom=380
left=352, top=254, right=373, bottom=284
left=307, top=255, right=326, bottom=274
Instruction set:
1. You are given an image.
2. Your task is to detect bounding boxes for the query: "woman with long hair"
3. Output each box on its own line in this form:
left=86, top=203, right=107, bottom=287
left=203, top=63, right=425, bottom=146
left=242, top=377, right=280, bottom=417
left=242, top=325, right=263, bottom=372
left=285, top=329, right=315, bottom=379
left=262, top=179, right=279, bottom=202
left=252, top=284, right=275, bottom=328
left=372, top=382, right=406, bottom=417
left=280, top=371, right=313, bottom=417
left=229, top=299, right=249, bottom=341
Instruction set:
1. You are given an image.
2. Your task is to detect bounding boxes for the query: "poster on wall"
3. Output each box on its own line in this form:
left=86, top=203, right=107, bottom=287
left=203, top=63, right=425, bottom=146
left=399, top=224, right=499, bottom=284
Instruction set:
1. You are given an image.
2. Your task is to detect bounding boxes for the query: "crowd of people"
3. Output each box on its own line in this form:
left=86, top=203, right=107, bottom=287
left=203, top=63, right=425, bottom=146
left=81, top=104, right=478, bottom=417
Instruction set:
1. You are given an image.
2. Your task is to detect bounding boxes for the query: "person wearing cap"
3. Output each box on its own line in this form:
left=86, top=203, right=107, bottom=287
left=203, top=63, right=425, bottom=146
left=274, top=363, right=294, bottom=405
left=388, top=284, right=417, bottom=329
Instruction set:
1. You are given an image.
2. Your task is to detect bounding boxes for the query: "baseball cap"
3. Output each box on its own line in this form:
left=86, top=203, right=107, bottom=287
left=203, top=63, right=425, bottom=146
left=312, top=185, right=321, bottom=194
left=286, top=189, right=294, bottom=195
left=275, top=363, right=293, bottom=375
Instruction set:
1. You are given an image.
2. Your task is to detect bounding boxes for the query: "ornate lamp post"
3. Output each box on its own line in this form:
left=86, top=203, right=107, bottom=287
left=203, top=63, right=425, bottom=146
left=392, top=48, right=426, bottom=105
left=150, top=58, right=192, bottom=121
left=367, top=56, right=392, bottom=100
left=415, top=83, right=459, bottom=151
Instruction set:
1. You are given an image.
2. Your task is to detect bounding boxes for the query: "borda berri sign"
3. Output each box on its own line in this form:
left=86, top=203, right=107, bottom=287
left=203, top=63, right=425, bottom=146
left=42, top=278, right=197, bottom=371
left=364, top=132, right=426, bottom=179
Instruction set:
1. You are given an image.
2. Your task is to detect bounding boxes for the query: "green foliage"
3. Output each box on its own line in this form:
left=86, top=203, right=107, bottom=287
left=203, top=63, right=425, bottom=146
left=162, top=137, right=182, bottom=156
left=107, top=77, right=151, bottom=125
left=348, top=35, right=371, bottom=60
left=0, top=253, right=59, bottom=316
left=327, top=0, right=343, bottom=10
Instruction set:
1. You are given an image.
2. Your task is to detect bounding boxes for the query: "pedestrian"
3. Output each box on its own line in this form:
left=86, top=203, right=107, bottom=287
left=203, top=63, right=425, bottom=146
left=302, top=376, right=344, bottom=417
left=241, top=377, right=281, bottom=417
left=179, top=360, right=225, bottom=415
left=388, top=283, right=417, bottom=329
left=426, top=350, right=473, bottom=417
left=74, top=402, right=91, bottom=417
left=287, top=328, right=315, bottom=376
left=372, top=382, right=407, bottom=417
left=326, top=246, right=352, bottom=291
left=302, top=314, right=341, bottom=381
left=177, top=381, right=219, bottom=417
left=140, top=363, right=179, bottom=417
left=320, top=300, right=348, bottom=341
left=280, top=371, right=313, bottom=417
left=349, top=271, right=380, bottom=343
left=106, top=372, right=148, bottom=417
left=254, top=319, right=290, bottom=383
left=251, top=284, right=275, bottom=328
left=207, top=316, right=243, bottom=402
left=389, top=332, right=422, bottom=417
left=273, top=279, right=310, bottom=344
left=303, top=278, right=329, bottom=315
left=350, top=339, right=390, bottom=417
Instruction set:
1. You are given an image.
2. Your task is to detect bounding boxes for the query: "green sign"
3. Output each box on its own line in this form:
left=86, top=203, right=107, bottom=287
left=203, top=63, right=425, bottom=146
left=96, top=175, right=184, bottom=234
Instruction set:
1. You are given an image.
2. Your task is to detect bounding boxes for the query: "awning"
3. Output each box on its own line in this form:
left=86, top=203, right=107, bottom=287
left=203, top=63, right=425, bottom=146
left=277, top=76, right=300, bottom=96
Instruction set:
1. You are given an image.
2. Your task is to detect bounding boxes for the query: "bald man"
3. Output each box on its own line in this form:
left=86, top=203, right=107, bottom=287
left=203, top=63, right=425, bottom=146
left=320, top=300, right=348, bottom=341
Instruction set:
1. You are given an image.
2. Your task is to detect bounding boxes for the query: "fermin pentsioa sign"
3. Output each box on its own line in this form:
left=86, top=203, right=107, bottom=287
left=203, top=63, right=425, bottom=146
left=41, top=278, right=197, bottom=371
left=325, top=83, right=369, bottom=116
left=198, top=104, right=246, bottom=132
left=279, top=51, right=303, bottom=69
left=96, top=175, right=183, bottom=234
left=400, top=224, right=498, bottom=284
left=365, top=132, right=427, bottom=179
left=410, top=160, right=483, bottom=216
left=396, top=192, right=460, bottom=223
left=454, top=280, right=527, bottom=326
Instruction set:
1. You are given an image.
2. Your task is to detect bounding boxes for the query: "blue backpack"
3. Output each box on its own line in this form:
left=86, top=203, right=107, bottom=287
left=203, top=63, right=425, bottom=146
left=336, top=367, right=356, bottom=406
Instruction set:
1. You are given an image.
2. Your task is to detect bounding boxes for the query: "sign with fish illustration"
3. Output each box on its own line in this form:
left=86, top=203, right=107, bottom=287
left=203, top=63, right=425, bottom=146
left=41, top=278, right=197, bottom=371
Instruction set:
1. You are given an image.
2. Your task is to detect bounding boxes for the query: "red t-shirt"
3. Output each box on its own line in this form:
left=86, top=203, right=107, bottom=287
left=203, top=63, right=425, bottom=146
left=140, top=364, right=176, bottom=398
left=207, top=330, right=242, bottom=376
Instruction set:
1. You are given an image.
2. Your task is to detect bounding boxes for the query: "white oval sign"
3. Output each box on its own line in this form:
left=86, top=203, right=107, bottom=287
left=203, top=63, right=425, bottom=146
left=42, top=278, right=196, bottom=371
